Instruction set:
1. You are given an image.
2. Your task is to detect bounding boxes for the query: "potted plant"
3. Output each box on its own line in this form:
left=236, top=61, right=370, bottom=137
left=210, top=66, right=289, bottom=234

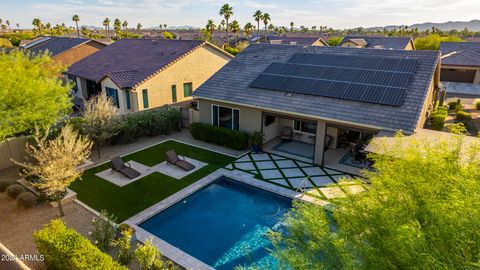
left=251, top=131, right=266, bottom=153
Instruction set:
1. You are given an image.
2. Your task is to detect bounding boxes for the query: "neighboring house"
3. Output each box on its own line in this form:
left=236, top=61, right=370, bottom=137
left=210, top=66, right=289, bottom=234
left=67, top=39, right=232, bottom=114
left=23, top=36, right=107, bottom=67
left=340, top=35, right=415, bottom=50
left=193, top=44, right=440, bottom=166
left=439, top=42, right=480, bottom=84
left=250, top=35, right=328, bottom=46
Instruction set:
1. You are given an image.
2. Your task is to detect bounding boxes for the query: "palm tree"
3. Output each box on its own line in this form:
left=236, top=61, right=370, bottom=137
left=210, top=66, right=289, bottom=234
left=72, top=15, right=80, bottom=36
left=114, top=18, right=121, bottom=38
left=253, top=10, right=262, bottom=42
left=122, top=20, right=128, bottom=32
left=244, top=22, right=254, bottom=38
left=163, top=24, right=167, bottom=29
left=219, top=3, right=233, bottom=47
left=205, top=19, right=216, bottom=41
left=45, top=22, right=51, bottom=34
left=81, top=25, right=89, bottom=37
left=230, top=20, right=240, bottom=47
left=103, top=18, right=110, bottom=38
left=32, top=18, right=42, bottom=35
left=290, top=21, right=294, bottom=32
left=261, top=13, right=271, bottom=39
left=5, top=20, right=10, bottom=32
left=137, top=23, right=142, bottom=31
left=16, top=22, right=19, bottom=29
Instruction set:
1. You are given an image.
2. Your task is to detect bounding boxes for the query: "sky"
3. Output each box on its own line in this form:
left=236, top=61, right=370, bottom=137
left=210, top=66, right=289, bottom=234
left=0, top=0, right=479, bottom=30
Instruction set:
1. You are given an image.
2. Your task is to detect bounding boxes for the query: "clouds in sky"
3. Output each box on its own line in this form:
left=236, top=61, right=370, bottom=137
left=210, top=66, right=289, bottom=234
left=0, top=0, right=479, bottom=29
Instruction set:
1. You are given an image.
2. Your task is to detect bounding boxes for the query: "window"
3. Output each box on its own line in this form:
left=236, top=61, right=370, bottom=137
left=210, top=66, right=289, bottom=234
left=171, top=85, right=177, bottom=102
left=106, top=87, right=119, bottom=108
left=264, top=115, right=276, bottom=126
left=125, top=89, right=131, bottom=110
left=68, top=75, right=77, bottom=93
left=183, top=82, right=193, bottom=97
left=212, top=105, right=240, bottom=130
left=142, top=89, right=149, bottom=109
left=293, top=120, right=317, bottom=134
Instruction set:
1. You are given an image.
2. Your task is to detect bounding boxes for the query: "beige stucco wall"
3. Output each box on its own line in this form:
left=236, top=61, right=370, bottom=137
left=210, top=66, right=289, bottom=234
left=100, top=78, right=137, bottom=114
left=133, top=45, right=231, bottom=111
left=312, top=40, right=327, bottom=47
left=405, top=41, right=415, bottom=50
left=341, top=41, right=362, bottom=48
left=415, top=80, right=436, bottom=131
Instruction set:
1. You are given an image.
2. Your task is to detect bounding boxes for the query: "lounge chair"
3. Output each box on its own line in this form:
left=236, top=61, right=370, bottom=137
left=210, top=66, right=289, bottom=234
left=166, top=150, right=195, bottom=171
left=279, top=127, right=293, bottom=141
left=111, top=156, right=141, bottom=179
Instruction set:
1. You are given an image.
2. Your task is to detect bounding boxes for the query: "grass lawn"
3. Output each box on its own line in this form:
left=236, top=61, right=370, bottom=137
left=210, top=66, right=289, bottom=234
left=70, top=140, right=236, bottom=222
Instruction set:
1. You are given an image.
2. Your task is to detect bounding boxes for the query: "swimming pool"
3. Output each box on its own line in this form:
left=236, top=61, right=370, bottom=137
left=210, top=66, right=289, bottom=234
left=139, top=176, right=292, bottom=269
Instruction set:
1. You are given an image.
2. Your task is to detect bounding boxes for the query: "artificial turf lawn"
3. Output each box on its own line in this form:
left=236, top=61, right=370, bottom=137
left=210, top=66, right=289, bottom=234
left=69, top=140, right=236, bottom=222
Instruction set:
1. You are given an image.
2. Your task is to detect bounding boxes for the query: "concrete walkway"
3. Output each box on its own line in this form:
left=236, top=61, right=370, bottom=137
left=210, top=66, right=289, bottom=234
left=443, top=81, right=480, bottom=97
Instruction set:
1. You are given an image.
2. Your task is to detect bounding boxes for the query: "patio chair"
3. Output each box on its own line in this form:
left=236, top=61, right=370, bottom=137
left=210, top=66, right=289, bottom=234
left=166, top=150, right=195, bottom=171
left=111, top=156, right=141, bottom=179
left=279, top=127, right=293, bottom=141
left=349, top=143, right=366, bottom=165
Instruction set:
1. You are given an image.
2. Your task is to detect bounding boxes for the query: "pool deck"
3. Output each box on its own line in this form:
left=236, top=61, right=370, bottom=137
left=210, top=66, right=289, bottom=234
left=125, top=168, right=325, bottom=270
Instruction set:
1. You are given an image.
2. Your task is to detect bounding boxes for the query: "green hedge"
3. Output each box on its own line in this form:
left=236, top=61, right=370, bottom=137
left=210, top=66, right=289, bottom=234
left=430, top=106, right=448, bottom=131
left=34, top=219, right=127, bottom=270
left=190, top=122, right=249, bottom=150
left=456, top=111, right=472, bottom=123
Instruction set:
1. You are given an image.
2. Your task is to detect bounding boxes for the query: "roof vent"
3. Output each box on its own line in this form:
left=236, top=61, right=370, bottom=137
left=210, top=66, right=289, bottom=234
left=284, top=92, right=295, bottom=97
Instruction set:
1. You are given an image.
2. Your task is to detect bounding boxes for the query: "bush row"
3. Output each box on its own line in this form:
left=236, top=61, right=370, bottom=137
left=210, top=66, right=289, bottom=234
left=430, top=106, right=448, bottom=131
left=34, top=219, right=127, bottom=270
left=190, top=122, right=249, bottom=150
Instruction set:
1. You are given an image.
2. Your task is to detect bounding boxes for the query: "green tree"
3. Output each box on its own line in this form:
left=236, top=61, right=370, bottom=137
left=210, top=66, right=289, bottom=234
left=229, top=20, right=240, bottom=47
left=271, top=133, right=480, bottom=269
left=114, top=18, right=121, bottom=38
left=0, top=50, right=72, bottom=139
left=103, top=18, right=110, bottom=38
left=327, top=36, right=343, bottom=46
left=261, top=13, right=271, bottom=39
left=244, top=22, right=254, bottom=38
left=253, top=10, right=262, bottom=42
left=219, top=3, right=233, bottom=46
left=72, top=14, right=80, bottom=36
left=137, top=23, right=142, bottom=31
left=32, top=18, right=42, bottom=35
left=205, top=19, right=216, bottom=41
left=112, top=228, right=134, bottom=266
left=122, top=20, right=128, bottom=32
left=414, top=34, right=463, bottom=50
left=134, top=238, right=173, bottom=270
left=81, top=25, right=89, bottom=37
left=15, top=125, right=92, bottom=216
left=290, top=21, right=294, bottom=32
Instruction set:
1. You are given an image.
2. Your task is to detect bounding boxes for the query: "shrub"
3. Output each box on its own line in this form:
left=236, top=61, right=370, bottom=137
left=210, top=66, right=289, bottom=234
left=112, top=228, right=134, bottom=266
left=456, top=111, right=472, bottom=123
left=0, top=38, right=13, bottom=48
left=6, top=184, right=25, bottom=198
left=476, top=101, right=480, bottom=110
left=454, top=104, right=463, bottom=112
left=17, top=192, right=38, bottom=208
left=0, top=179, right=17, bottom=192
left=134, top=238, right=173, bottom=270
left=34, top=219, right=127, bottom=270
left=91, top=210, right=118, bottom=252
left=447, top=101, right=458, bottom=111
left=430, top=106, right=448, bottom=131
left=224, top=46, right=240, bottom=56
left=190, top=122, right=249, bottom=150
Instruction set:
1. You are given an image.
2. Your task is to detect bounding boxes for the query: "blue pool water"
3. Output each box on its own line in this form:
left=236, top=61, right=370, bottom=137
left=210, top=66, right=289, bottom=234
left=139, top=176, right=292, bottom=269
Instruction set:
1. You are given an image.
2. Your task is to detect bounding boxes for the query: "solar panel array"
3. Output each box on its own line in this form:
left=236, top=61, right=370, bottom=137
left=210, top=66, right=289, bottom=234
left=249, top=53, right=418, bottom=106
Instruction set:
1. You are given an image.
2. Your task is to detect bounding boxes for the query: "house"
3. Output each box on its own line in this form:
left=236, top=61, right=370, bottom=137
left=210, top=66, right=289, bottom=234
left=23, top=36, right=107, bottom=67
left=439, top=42, right=480, bottom=84
left=193, top=44, right=440, bottom=168
left=67, top=39, right=232, bottom=114
left=250, top=35, right=328, bottom=46
left=340, top=36, right=415, bottom=50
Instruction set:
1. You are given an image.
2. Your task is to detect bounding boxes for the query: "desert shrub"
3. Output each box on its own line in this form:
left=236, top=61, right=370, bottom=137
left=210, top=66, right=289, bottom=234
left=34, top=219, right=127, bottom=270
left=134, top=238, right=173, bottom=270
left=430, top=107, right=448, bottom=131
left=91, top=210, right=117, bottom=252
left=190, top=122, right=249, bottom=150
left=456, top=111, right=472, bottom=123
left=224, top=46, right=240, bottom=56
left=447, top=101, right=458, bottom=111
left=454, top=104, right=463, bottom=112
left=17, top=192, right=38, bottom=208
left=118, top=223, right=135, bottom=233
left=0, top=38, right=13, bottom=48
left=476, top=101, right=480, bottom=110
left=112, top=228, right=134, bottom=266
left=6, top=184, right=25, bottom=198
left=0, top=179, right=17, bottom=192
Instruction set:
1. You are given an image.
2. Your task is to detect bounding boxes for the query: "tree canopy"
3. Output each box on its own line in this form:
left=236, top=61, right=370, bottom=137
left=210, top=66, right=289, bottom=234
left=414, top=34, right=464, bottom=50
left=271, top=133, right=480, bottom=269
left=0, top=49, right=72, bottom=140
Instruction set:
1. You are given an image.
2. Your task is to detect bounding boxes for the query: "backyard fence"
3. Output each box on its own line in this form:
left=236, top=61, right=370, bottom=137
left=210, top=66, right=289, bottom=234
left=0, top=136, right=28, bottom=170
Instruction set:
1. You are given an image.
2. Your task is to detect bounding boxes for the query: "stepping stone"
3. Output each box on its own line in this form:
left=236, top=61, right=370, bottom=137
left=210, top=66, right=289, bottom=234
left=323, top=168, right=343, bottom=175
left=331, top=175, right=353, bottom=182
left=281, top=168, right=304, bottom=178
left=295, top=161, right=313, bottom=167
left=288, top=177, right=314, bottom=188
left=236, top=155, right=251, bottom=162
left=251, top=153, right=271, bottom=161
left=302, top=166, right=326, bottom=176
left=319, top=186, right=346, bottom=199
left=255, top=161, right=276, bottom=169
left=235, top=162, right=256, bottom=171
left=343, top=185, right=365, bottom=195
left=275, top=160, right=297, bottom=168
left=268, top=178, right=290, bottom=187
left=310, top=176, right=334, bottom=187
left=260, top=169, right=283, bottom=179
left=225, top=164, right=233, bottom=170
left=270, top=154, right=287, bottom=160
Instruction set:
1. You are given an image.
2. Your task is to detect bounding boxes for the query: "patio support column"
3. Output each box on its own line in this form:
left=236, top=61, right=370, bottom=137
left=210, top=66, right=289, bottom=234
left=313, top=120, right=327, bottom=165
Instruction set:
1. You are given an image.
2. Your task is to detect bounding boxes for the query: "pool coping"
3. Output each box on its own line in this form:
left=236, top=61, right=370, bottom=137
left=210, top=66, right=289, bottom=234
left=125, top=168, right=326, bottom=270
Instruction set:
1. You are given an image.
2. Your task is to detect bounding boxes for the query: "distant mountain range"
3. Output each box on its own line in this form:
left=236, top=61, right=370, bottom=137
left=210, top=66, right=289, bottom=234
left=367, top=20, right=480, bottom=31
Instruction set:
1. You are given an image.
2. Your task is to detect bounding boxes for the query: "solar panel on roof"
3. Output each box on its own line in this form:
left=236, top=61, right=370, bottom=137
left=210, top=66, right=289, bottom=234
left=249, top=53, right=418, bottom=106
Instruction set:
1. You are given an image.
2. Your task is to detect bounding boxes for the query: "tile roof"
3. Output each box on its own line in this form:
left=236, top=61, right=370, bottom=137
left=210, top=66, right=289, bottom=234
left=24, top=36, right=92, bottom=56
left=193, top=44, right=440, bottom=134
left=341, top=35, right=413, bottom=50
left=439, top=42, right=480, bottom=67
left=67, top=39, right=207, bottom=89
left=268, top=36, right=328, bottom=46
